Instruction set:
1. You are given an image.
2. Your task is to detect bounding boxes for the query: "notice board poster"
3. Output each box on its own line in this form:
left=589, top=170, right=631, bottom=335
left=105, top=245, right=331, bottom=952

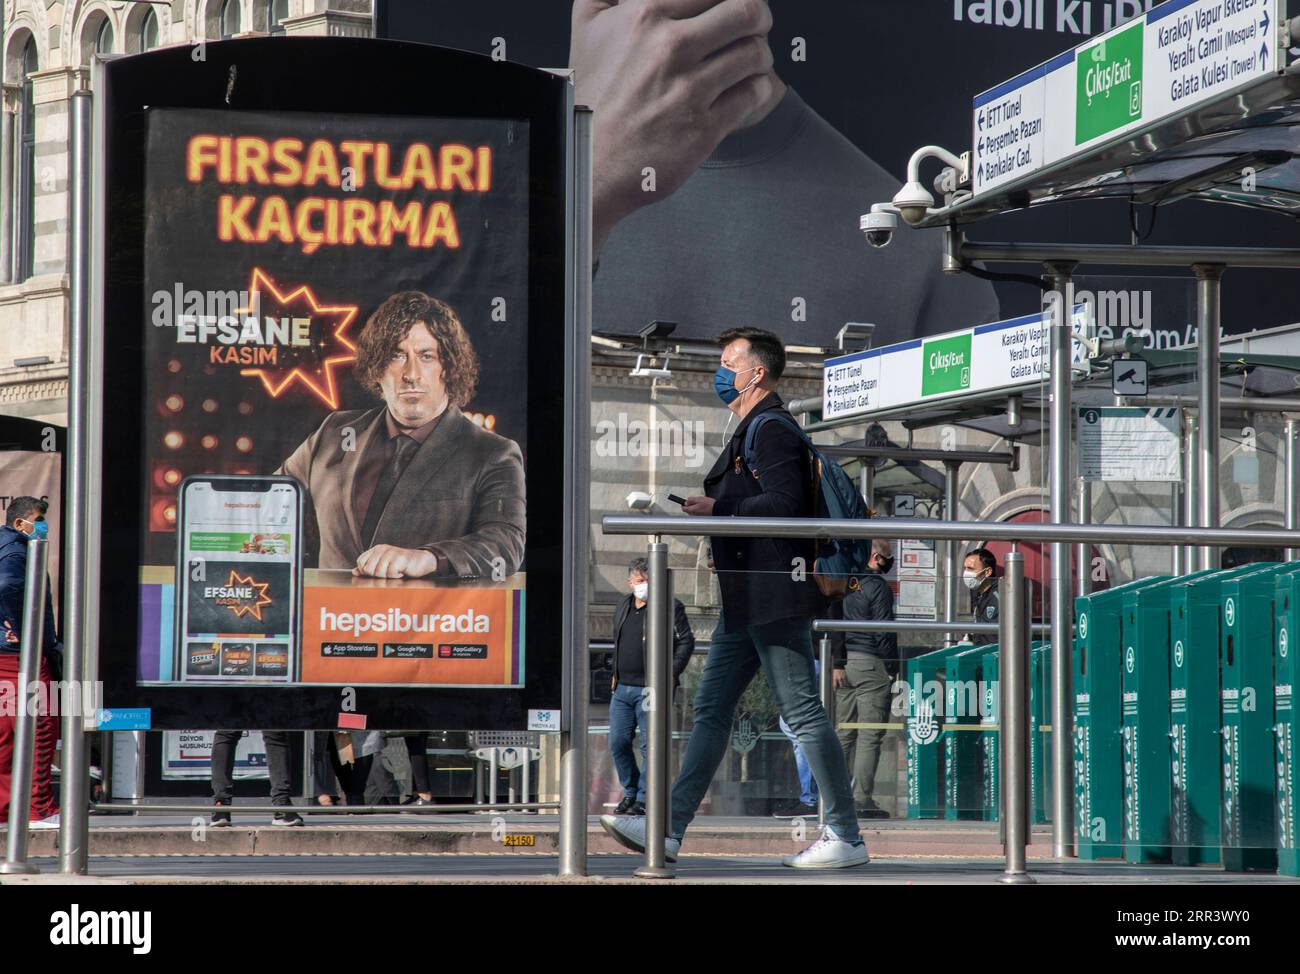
left=138, top=109, right=530, bottom=690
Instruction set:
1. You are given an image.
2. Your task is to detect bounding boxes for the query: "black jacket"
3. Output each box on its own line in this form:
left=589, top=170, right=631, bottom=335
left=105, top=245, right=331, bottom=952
left=705, top=393, right=823, bottom=627
left=831, top=570, right=896, bottom=668
left=0, top=525, right=58, bottom=655
left=970, top=582, right=1001, bottom=646
left=611, top=593, right=695, bottom=689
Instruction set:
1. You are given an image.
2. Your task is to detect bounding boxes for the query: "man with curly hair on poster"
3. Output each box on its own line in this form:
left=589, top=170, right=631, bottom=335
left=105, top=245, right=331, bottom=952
left=280, top=291, right=526, bottom=580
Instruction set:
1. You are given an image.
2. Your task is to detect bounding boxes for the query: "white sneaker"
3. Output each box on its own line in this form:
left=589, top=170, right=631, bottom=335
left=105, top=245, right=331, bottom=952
left=30, top=813, right=60, bottom=831
left=782, top=826, right=870, bottom=869
left=599, top=814, right=680, bottom=863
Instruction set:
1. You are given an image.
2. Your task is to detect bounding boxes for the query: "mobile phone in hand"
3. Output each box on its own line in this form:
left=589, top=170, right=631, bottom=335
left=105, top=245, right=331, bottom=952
left=667, top=493, right=687, bottom=506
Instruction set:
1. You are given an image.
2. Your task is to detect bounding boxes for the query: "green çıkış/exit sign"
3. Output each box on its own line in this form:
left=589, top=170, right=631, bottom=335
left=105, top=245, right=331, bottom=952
left=1076, top=21, right=1144, bottom=144
left=921, top=333, right=972, bottom=397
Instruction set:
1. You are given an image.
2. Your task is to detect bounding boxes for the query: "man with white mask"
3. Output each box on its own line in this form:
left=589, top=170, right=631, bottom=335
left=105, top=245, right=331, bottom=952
left=962, top=548, right=1000, bottom=647
left=606, top=557, right=695, bottom=815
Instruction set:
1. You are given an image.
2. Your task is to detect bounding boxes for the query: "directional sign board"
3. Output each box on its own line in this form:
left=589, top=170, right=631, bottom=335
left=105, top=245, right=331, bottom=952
left=1112, top=357, right=1149, bottom=396
left=823, top=306, right=1090, bottom=422
left=973, top=56, right=1056, bottom=195
left=973, top=0, right=1283, bottom=197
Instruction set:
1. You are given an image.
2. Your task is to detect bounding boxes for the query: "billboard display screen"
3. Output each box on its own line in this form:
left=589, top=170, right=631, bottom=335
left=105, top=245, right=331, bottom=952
left=97, top=39, right=572, bottom=729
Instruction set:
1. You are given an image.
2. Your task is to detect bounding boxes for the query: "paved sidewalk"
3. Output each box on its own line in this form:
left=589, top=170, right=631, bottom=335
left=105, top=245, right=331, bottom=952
left=4, top=853, right=1297, bottom=885
left=9, top=810, right=1051, bottom=858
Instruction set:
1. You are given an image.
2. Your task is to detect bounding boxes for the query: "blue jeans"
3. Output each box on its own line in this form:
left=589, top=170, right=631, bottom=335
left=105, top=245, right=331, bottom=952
left=608, top=682, right=648, bottom=803
left=670, top=617, right=859, bottom=841
left=779, top=659, right=820, bottom=805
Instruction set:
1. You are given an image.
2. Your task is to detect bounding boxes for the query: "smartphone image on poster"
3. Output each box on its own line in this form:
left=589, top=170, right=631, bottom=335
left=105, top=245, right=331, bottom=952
left=174, top=476, right=303, bottom=684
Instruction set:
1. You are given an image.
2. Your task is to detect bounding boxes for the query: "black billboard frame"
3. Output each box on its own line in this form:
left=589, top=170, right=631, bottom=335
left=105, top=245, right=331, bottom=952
left=95, top=37, right=573, bottom=731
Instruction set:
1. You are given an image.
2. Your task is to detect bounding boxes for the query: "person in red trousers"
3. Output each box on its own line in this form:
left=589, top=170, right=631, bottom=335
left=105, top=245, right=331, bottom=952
left=0, top=496, right=61, bottom=829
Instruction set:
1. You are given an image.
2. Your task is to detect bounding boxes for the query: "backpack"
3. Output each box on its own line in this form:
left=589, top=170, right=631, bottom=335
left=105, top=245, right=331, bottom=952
left=742, top=411, right=873, bottom=600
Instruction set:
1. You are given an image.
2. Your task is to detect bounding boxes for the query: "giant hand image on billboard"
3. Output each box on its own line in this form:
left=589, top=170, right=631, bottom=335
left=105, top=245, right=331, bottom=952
left=138, top=108, right=530, bottom=689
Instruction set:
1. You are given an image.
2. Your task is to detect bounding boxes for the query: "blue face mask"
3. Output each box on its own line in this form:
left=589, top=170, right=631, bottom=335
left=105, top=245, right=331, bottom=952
left=30, top=520, right=48, bottom=540
left=713, top=365, right=757, bottom=405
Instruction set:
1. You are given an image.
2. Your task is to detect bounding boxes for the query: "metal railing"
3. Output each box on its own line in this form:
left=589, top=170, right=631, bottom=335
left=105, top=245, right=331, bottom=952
left=602, top=512, right=1299, bottom=880
left=1, top=537, right=49, bottom=875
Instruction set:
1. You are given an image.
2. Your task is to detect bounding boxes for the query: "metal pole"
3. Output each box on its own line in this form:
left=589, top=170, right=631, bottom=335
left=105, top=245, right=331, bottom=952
left=817, top=634, right=833, bottom=830
left=999, top=548, right=1034, bottom=884
left=558, top=103, right=592, bottom=877
left=0, top=537, right=49, bottom=875
left=860, top=463, right=874, bottom=512
left=1046, top=262, right=1076, bottom=859
left=60, top=88, right=94, bottom=875
left=1195, top=265, right=1224, bottom=572
left=636, top=540, right=674, bottom=878
left=1128, top=395, right=1300, bottom=414
left=943, top=460, right=960, bottom=646
left=962, top=240, right=1300, bottom=268
left=489, top=749, right=499, bottom=806
left=604, top=514, right=1300, bottom=549
left=522, top=750, right=532, bottom=810
left=1075, top=478, right=1092, bottom=598
left=815, top=619, right=1050, bottom=635
left=1286, top=419, right=1298, bottom=563
left=129, top=732, right=145, bottom=807
left=302, top=732, right=314, bottom=803
left=1171, top=483, right=1186, bottom=576
left=1186, top=414, right=1200, bottom=574
left=0, top=94, right=14, bottom=284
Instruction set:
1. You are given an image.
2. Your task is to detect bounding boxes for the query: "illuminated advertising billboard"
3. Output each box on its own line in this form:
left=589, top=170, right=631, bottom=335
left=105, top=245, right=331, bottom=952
left=98, top=39, right=573, bottom=729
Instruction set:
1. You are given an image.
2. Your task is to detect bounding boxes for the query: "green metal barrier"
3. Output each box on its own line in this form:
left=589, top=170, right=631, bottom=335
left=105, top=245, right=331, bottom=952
left=1120, top=571, right=1220, bottom=863
left=1030, top=642, right=1052, bottom=824
left=1274, top=570, right=1300, bottom=878
left=981, top=648, right=1000, bottom=822
left=1074, top=576, right=1171, bottom=859
left=905, top=643, right=978, bottom=819
left=944, top=645, right=988, bottom=821
left=1166, top=567, right=1259, bottom=865
left=1218, top=564, right=1300, bottom=871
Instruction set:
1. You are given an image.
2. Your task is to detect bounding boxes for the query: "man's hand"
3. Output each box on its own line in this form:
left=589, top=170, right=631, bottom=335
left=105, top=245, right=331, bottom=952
left=3, top=620, right=17, bottom=645
left=570, top=0, right=777, bottom=255
left=353, top=545, right=438, bottom=579
left=833, top=667, right=847, bottom=689
left=682, top=495, right=715, bottom=516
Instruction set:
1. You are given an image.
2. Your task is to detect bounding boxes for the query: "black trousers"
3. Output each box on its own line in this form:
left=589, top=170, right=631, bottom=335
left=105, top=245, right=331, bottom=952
left=406, top=734, right=431, bottom=794
left=312, top=731, right=373, bottom=805
left=210, top=730, right=293, bottom=805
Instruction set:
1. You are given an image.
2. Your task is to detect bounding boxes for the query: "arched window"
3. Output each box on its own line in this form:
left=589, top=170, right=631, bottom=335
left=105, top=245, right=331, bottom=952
left=220, top=0, right=241, bottom=39
left=269, top=0, right=290, bottom=35
left=140, top=9, right=160, bottom=52
left=17, top=37, right=38, bottom=281
left=95, top=17, right=114, bottom=56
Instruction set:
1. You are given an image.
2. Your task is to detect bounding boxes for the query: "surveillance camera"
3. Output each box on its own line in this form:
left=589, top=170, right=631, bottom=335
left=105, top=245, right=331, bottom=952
left=860, top=208, right=898, bottom=250
left=892, top=180, right=936, bottom=226
left=625, top=491, right=654, bottom=511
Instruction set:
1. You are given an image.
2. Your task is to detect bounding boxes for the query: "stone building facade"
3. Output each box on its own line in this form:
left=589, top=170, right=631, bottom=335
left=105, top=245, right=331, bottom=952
left=0, top=0, right=373, bottom=423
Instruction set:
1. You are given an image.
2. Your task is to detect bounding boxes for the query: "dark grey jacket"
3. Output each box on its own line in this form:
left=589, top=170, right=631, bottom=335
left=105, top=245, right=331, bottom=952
left=831, top=570, right=896, bottom=669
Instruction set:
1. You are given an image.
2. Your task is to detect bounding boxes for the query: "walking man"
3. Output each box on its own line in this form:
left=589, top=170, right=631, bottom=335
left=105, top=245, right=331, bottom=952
left=601, top=327, right=868, bottom=868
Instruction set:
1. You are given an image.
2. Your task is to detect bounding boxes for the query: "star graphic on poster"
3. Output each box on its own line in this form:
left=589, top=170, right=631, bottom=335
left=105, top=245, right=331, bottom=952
left=222, top=569, right=274, bottom=622
left=237, top=268, right=358, bottom=409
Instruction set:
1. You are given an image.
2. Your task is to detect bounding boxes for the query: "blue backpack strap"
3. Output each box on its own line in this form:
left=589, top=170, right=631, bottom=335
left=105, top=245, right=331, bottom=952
left=742, top=411, right=811, bottom=474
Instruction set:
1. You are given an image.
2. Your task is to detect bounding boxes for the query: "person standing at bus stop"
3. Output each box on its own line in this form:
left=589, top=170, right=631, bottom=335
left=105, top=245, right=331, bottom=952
left=833, top=539, right=897, bottom=819
left=0, top=496, right=61, bottom=829
left=963, top=548, right=1000, bottom=646
left=608, top=557, right=695, bottom=815
left=601, top=327, right=868, bottom=869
